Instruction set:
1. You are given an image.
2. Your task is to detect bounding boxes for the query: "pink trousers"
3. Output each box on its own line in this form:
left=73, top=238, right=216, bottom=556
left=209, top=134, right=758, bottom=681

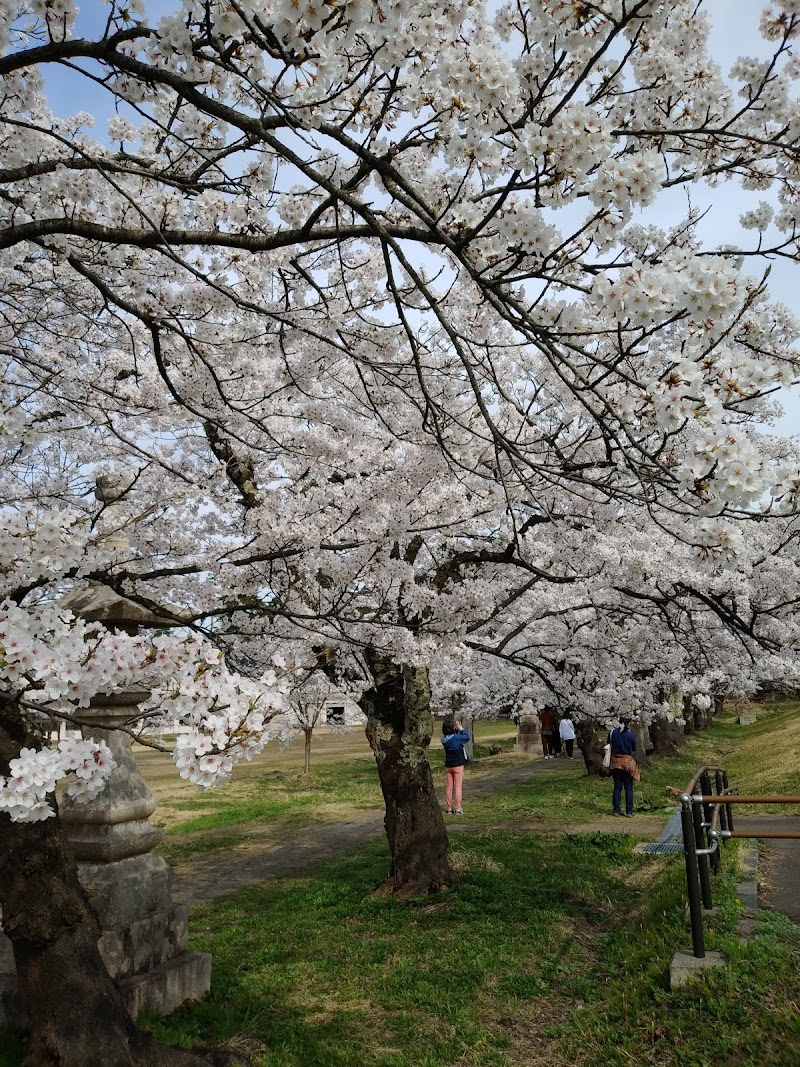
left=445, top=766, right=464, bottom=810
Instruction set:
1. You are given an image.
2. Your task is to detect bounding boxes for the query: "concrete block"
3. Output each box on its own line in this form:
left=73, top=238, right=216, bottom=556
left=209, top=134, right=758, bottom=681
left=67, top=819, right=163, bottom=862
left=669, top=949, right=725, bottom=989
left=97, top=904, right=189, bottom=980
left=78, top=853, right=173, bottom=924
left=738, top=715, right=757, bottom=725
left=120, top=951, right=212, bottom=1019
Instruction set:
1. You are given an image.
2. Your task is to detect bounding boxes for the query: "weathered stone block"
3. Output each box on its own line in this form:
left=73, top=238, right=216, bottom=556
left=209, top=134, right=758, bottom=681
left=78, top=853, right=173, bottom=925
left=120, top=951, right=212, bottom=1019
left=67, top=819, right=164, bottom=862
left=97, top=905, right=189, bottom=980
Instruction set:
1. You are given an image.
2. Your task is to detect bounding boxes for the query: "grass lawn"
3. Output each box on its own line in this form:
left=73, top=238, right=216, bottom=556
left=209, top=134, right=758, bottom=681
left=144, top=720, right=518, bottom=867
left=139, top=837, right=800, bottom=1067
left=2, top=706, right=800, bottom=1067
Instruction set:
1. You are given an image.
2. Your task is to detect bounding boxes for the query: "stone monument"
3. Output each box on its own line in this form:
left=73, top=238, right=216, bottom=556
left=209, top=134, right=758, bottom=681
left=0, top=584, right=211, bottom=1029
left=514, top=699, right=541, bottom=755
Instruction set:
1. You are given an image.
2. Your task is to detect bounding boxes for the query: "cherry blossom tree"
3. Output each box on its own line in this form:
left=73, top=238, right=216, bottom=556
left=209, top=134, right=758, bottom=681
left=4, top=0, right=800, bottom=1059
left=269, top=665, right=362, bottom=772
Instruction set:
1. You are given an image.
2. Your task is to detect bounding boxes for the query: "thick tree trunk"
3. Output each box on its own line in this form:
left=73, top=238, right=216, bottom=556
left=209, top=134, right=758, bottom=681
left=576, top=719, right=650, bottom=774
left=649, top=715, right=686, bottom=757
left=360, top=652, right=453, bottom=897
left=0, top=699, right=206, bottom=1067
left=303, top=729, right=312, bottom=774
left=682, top=695, right=696, bottom=735
left=576, top=720, right=606, bottom=776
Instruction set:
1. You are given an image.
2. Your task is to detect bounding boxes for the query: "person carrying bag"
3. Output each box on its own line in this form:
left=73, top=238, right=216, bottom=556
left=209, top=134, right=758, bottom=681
left=608, top=716, right=640, bottom=817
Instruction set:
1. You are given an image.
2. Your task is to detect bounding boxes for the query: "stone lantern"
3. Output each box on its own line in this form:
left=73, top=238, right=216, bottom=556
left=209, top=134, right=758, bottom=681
left=58, top=584, right=211, bottom=1017
left=0, top=584, right=211, bottom=1027
left=514, top=699, right=541, bottom=755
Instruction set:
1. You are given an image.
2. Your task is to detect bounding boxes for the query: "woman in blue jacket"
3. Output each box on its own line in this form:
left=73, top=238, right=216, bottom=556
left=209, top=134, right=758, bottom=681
left=441, top=717, right=470, bottom=815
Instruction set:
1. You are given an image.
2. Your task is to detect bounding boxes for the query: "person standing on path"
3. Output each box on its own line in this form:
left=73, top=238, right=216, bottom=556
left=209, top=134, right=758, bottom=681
left=609, top=716, right=640, bottom=817
left=441, top=716, right=470, bottom=814
left=559, top=713, right=576, bottom=759
left=540, top=707, right=557, bottom=759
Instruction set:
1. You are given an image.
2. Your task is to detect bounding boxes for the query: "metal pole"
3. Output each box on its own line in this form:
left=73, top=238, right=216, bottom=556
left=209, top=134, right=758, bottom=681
left=725, top=831, right=800, bottom=839
left=699, top=770, right=713, bottom=826
left=715, top=770, right=728, bottom=833
left=698, top=795, right=800, bottom=803
left=722, top=771, right=734, bottom=832
left=699, top=770, right=719, bottom=873
left=692, top=794, right=714, bottom=906
left=681, top=797, right=705, bottom=958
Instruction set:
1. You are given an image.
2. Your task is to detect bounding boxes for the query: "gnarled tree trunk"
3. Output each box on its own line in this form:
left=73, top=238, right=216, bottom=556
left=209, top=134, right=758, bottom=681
left=576, top=720, right=606, bottom=776
left=0, top=698, right=207, bottom=1067
left=649, top=715, right=686, bottom=757
left=360, top=652, right=453, bottom=896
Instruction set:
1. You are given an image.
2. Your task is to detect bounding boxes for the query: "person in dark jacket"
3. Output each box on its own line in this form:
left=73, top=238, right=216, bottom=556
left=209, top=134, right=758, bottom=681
left=441, top=716, right=470, bottom=814
left=540, top=707, right=557, bottom=759
left=609, top=716, right=640, bottom=817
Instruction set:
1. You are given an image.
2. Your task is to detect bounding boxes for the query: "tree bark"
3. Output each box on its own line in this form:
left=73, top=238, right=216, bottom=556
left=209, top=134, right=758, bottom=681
left=576, top=720, right=606, bottom=776
left=682, top=695, right=696, bottom=734
left=649, top=715, right=686, bottom=757
left=0, top=698, right=207, bottom=1067
left=303, top=728, right=312, bottom=774
left=360, top=652, right=453, bottom=897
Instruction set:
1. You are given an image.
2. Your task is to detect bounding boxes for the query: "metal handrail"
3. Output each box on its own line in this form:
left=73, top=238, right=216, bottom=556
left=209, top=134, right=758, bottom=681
left=668, top=769, right=800, bottom=958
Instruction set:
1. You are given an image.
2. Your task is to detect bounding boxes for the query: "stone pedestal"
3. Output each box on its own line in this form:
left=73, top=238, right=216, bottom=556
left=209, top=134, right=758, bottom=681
left=514, top=700, right=541, bottom=755
left=0, top=690, right=211, bottom=1029
left=61, top=692, right=211, bottom=1016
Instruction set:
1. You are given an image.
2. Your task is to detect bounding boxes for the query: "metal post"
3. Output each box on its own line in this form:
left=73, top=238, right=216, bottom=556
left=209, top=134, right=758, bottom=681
left=715, top=770, right=728, bottom=833
left=722, top=771, right=734, bottom=832
left=680, top=797, right=705, bottom=958
left=691, top=794, right=714, bottom=906
left=699, top=770, right=713, bottom=825
left=698, top=770, right=719, bottom=874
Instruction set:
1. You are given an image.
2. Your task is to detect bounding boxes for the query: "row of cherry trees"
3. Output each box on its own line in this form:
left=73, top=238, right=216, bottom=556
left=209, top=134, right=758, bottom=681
left=3, top=0, right=800, bottom=1062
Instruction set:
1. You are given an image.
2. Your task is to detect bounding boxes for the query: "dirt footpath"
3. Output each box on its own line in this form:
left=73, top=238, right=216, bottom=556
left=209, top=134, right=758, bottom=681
left=172, top=761, right=800, bottom=924
left=172, top=757, right=662, bottom=906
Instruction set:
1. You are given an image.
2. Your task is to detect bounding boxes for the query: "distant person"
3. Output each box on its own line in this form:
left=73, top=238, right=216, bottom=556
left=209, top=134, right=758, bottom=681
left=540, top=707, right=557, bottom=759
left=559, top=713, right=576, bottom=759
left=551, top=712, right=563, bottom=757
left=441, top=716, right=470, bottom=814
left=609, top=716, right=640, bottom=817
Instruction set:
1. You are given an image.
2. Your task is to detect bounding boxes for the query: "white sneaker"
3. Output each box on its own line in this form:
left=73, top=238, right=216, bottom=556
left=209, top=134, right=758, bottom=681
left=454, top=808, right=464, bottom=814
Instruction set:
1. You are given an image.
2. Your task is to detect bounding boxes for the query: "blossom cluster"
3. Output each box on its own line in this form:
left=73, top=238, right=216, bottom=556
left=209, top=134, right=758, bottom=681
left=0, top=739, right=115, bottom=823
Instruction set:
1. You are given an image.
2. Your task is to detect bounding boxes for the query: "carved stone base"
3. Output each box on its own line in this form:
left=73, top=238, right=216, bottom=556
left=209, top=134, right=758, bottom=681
left=0, top=950, right=211, bottom=1029
left=120, top=951, right=212, bottom=1018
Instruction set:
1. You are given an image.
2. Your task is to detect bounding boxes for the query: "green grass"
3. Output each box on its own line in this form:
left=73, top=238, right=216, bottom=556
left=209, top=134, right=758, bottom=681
left=142, top=832, right=715, bottom=1067
left=3, top=707, right=800, bottom=1066
left=4, top=830, right=797, bottom=1067
left=134, top=835, right=800, bottom=1066
left=466, top=705, right=800, bottom=825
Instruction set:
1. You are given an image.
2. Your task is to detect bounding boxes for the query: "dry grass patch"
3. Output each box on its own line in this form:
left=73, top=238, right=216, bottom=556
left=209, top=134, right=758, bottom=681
left=448, top=847, right=504, bottom=874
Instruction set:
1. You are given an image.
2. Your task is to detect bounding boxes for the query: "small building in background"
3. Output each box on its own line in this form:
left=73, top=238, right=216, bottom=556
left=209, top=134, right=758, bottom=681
left=321, top=689, right=365, bottom=728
